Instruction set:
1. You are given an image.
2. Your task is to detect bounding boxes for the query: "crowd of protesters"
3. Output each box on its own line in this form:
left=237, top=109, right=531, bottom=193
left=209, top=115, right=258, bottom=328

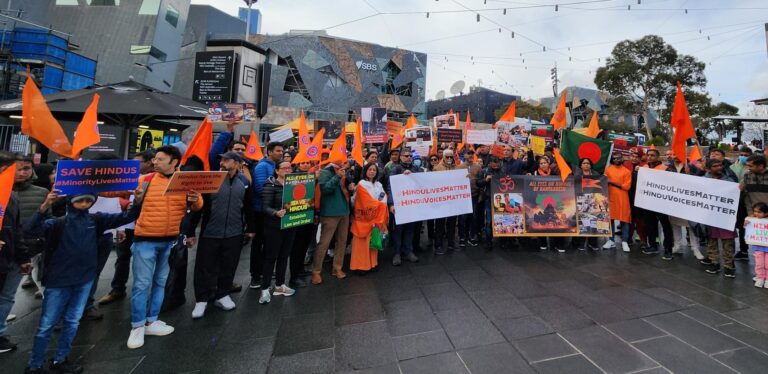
left=1, top=124, right=768, bottom=373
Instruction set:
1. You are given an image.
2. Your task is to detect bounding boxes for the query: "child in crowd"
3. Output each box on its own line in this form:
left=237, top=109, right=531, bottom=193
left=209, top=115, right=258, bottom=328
left=746, top=202, right=768, bottom=288
left=703, top=158, right=737, bottom=278
left=23, top=189, right=144, bottom=374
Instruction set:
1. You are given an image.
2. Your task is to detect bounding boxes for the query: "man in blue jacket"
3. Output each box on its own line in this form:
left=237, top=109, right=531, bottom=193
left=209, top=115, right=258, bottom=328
left=249, top=142, right=284, bottom=289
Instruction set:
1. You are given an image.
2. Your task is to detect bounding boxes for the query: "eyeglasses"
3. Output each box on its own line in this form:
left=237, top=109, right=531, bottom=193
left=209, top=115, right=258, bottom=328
left=402, top=155, right=412, bottom=158
left=429, top=158, right=438, bottom=161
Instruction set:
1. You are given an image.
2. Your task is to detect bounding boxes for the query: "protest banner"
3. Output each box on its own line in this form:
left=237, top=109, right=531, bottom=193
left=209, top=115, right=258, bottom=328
left=362, top=107, right=388, bottom=143
left=269, top=128, right=294, bottom=143
left=466, top=129, right=497, bottom=145
left=315, top=120, right=344, bottom=144
left=164, top=171, right=228, bottom=194
left=54, top=160, right=141, bottom=195
left=745, top=218, right=768, bottom=246
left=405, top=126, right=432, bottom=146
left=433, top=113, right=458, bottom=129
left=491, top=175, right=611, bottom=237
left=530, top=124, right=555, bottom=146
left=386, top=120, right=403, bottom=136
left=436, top=128, right=463, bottom=144
left=411, top=144, right=430, bottom=158
left=608, top=133, right=638, bottom=159
left=281, top=173, right=316, bottom=229
left=529, top=135, right=546, bottom=155
left=634, top=168, right=740, bottom=230
left=390, top=169, right=473, bottom=225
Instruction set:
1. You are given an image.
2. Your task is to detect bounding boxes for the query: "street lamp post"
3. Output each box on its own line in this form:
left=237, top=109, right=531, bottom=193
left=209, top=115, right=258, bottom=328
left=244, top=0, right=257, bottom=41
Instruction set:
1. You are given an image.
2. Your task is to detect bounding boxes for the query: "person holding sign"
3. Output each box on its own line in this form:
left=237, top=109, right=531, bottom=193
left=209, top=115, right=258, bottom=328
left=745, top=202, right=768, bottom=288
left=702, top=158, right=738, bottom=278
left=350, top=163, right=388, bottom=273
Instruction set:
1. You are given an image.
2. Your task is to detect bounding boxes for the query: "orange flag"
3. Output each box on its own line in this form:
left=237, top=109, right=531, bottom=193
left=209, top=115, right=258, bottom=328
left=293, top=128, right=325, bottom=164
left=350, top=184, right=389, bottom=238
left=327, top=126, right=348, bottom=164
left=649, top=144, right=656, bottom=150
left=498, top=101, right=517, bottom=122
left=181, top=118, right=213, bottom=171
left=584, top=112, right=600, bottom=138
left=458, top=111, right=471, bottom=153
left=70, top=94, right=101, bottom=159
left=297, top=111, right=310, bottom=153
left=670, top=82, right=696, bottom=163
left=0, top=162, right=15, bottom=228
left=553, top=148, right=572, bottom=182
left=688, top=145, right=702, bottom=163
left=243, top=130, right=264, bottom=161
left=352, top=118, right=364, bottom=167
left=391, top=131, right=404, bottom=150
left=21, top=72, right=73, bottom=157
left=404, top=114, right=417, bottom=130
left=550, top=91, right=568, bottom=130
left=429, top=132, right=438, bottom=156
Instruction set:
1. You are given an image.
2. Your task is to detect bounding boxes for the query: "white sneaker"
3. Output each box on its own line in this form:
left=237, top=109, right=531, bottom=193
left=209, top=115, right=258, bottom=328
left=192, top=302, right=207, bottom=318
left=602, top=240, right=616, bottom=249
left=691, top=247, right=704, bottom=260
left=214, top=295, right=236, bottom=311
left=6, top=314, right=16, bottom=322
left=273, top=284, right=296, bottom=297
left=259, top=289, right=271, bottom=304
left=756, top=279, right=765, bottom=288
left=621, top=242, right=631, bottom=253
left=145, top=320, right=174, bottom=336
left=127, top=327, right=145, bottom=349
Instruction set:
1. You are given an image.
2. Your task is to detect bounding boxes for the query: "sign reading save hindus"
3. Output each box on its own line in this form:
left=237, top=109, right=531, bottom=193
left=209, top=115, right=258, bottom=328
left=744, top=218, right=768, bottom=246
left=164, top=171, right=228, bottom=195
left=281, top=173, right=316, bottom=229
left=389, top=169, right=473, bottom=225
left=634, top=168, right=740, bottom=231
left=54, top=160, right=141, bottom=195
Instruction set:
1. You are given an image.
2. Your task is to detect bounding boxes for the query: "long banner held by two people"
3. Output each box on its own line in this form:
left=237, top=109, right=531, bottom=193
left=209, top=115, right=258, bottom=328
left=390, top=169, right=473, bottom=225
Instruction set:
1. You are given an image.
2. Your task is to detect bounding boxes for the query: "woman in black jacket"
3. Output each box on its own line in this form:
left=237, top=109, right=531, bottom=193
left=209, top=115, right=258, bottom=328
left=259, top=161, right=297, bottom=304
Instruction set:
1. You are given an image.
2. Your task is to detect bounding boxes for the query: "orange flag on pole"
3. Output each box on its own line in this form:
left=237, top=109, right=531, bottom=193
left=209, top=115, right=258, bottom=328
left=688, top=145, right=702, bottom=163
left=181, top=118, right=213, bottom=171
left=553, top=148, right=572, bottom=182
left=21, top=72, right=73, bottom=157
left=352, top=118, right=364, bottom=167
left=457, top=111, right=470, bottom=153
left=70, top=94, right=101, bottom=159
left=584, top=112, right=600, bottom=138
left=550, top=90, right=568, bottom=130
left=293, top=128, right=324, bottom=164
left=0, top=162, right=15, bottom=228
left=670, top=82, right=696, bottom=163
left=297, top=111, right=310, bottom=153
left=404, top=114, right=417, bottom=130
left=243, top=130, right=264, bottom=161
left=498, top=101, right=517, bottom=122
left=327, top=126, right=348, bottom=164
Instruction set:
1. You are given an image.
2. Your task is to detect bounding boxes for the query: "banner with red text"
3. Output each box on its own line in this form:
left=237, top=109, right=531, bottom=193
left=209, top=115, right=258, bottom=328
left=390, top=169, right=473, bottom=225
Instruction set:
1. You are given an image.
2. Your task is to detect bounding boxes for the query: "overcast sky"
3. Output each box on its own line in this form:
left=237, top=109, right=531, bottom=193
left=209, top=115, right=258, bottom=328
left=194, top=0, right=768, bottom=114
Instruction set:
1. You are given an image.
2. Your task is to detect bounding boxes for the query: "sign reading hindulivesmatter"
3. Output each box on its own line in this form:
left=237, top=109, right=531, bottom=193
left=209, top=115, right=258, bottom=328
left=634, top=168, right=740, bottom=230
left=390, top=169, right=473, bottom=225
left=54, top=160, right=140, bottom=195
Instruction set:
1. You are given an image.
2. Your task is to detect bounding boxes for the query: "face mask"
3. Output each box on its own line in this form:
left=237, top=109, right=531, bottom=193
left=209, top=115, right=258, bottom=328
left=739, top=156, right=748, bottom=163
left=413, top=159, right=422, bottom=168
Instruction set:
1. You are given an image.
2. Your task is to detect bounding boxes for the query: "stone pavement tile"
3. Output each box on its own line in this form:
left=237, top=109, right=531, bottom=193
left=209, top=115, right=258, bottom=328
left=541, top=280, right=614, bottom=308
left=280, top=284, right=335, bottom=316
left=267, top=348, right=335, bottom=374
left=633, top=336, right=735, bottom=374
left=335, top=321, right=397, bottom=372
left=715, top=322, right=768, bottom=353
left=436, top=306, right=506, bottom=350
left=680, top=305, right=735, bottom=327
left=434, top=252, right=479, bottom=271
left=519, top=295, right=571, bottom=313
left=392, top=330, right=454, bottom=361
left=493, top=315, right=554, bottom=341
left=579, top=302, right=637, bottom=325
left=561, top=325, right=658, bottom=373
left=399, top=352, right=469, bottom=374
left=411, top=264, right=455, bottom=286
left=452, top=268, right=501, bottom=292
left=534, top=307, right=596, bottom=332
left=604, top=319, right=666, bottom=343
left=335, top=276, right=378, bottom=296
left=3, top=345, right=94, bottom=374
left=496, top=275, right=551, bottom=299
left=724, top=307, right=768, bottom=334
left=273, top=312, right=334, bottom=356
left=335, top=293, right=384, bottom=326
left=644, top=312, right=743, bottom=354
left=421, top=282, right=475, bottom=312
left=458, top=342, right=535, bottom=374
left=684, top=290, right=749, bottom=313
left=201, top=337, right=273, bottom=374
left=82, top=356, right=144, bottom=374
left=513, top=333, right=577, bottom=363
left=632, top=367, right=671, bottom=374
left=129, top=326, right=221, bottom=374
left=337, top=363, right=401, bottom=374
left=468, top=290, right=531, bottom=321
left=384, top=297, right=442, bottom=337
left=713, top=347, right=768, bottom=374
left=219, top=296, right=286, bottom=342
left=640, top=287, right=697, bottom=308
left=375, top=275, right=424, bottom=305
left=530, top=354, right=602, bottom=374
left=596, top=287, right=680, bottom=317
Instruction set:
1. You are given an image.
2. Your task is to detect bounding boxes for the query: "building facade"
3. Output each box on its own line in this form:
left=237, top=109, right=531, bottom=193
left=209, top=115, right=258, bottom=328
left=426, top=86, right=519, bottom=124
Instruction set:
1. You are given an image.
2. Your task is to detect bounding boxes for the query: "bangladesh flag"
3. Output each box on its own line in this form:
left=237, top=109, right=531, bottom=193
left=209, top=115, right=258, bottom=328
left=560, top=130, right=613, bottom=173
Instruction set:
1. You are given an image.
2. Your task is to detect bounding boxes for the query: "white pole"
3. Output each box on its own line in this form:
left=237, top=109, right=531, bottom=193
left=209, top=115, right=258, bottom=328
left=244, top=1, right=253, bottom=41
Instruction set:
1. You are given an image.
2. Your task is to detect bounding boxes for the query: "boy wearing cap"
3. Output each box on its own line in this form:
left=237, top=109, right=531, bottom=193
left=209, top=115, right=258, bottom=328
left=23, top=189, right=144, bottom=374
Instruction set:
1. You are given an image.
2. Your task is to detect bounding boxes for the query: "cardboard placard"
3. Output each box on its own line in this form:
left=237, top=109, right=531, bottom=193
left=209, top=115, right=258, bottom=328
left=529, top=135, right=546, bottom=156
left=745, top=218, right=768, bottom=246
left=466, top=129, right=497, bottom=145
left=270, top=128, right=294, bottom=143
left=405, top=127, right=432, bottom=146
left=433, top=113, right=458, bottom=129
left=436, top=128, right=463, bottom=144
left=362, top=107, right=388, bottom=143
left=281, top=173, right=316, bottom=229
left=54, top=160, right=141, bottom=195
left=164, top=171, right=228, bottom=194
left=315, top=120, right=344, bottom=144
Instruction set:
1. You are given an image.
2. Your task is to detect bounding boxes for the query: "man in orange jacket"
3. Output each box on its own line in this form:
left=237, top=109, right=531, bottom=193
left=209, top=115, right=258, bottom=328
left=126, top=146, right=203, bottom=350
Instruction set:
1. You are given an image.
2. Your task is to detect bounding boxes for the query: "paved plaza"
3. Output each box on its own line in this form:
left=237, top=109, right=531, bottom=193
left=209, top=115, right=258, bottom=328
left=2, top=240, right=768, bottom=373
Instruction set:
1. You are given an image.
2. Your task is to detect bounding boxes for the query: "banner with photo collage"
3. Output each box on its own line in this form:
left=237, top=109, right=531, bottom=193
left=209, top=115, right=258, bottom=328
left=491, top=175, right=611, bottom=237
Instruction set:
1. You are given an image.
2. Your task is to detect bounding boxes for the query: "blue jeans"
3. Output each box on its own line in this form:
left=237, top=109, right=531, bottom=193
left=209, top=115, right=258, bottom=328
left=28, top=281, right=91, bottom=369
left=0, top=264, right=24, bottom=336
left=391, top=223, right=414, bottom=256
left=484, top=199, right=492, bottom=244
left=131, top=240, right=172, bottom=328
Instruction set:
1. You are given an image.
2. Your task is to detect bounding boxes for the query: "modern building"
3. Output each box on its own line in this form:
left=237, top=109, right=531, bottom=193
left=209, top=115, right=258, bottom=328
left=249, top=30, right=427, bottom=126
left=535, top=86, right=658, bottom=130
left=426, top=86, right=519, bottom=124
left=238, top=7, right=262, bottom=35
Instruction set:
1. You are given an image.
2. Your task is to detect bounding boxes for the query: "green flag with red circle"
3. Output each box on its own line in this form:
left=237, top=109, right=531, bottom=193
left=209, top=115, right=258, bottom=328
left=560, top=130, right=613, bottom=173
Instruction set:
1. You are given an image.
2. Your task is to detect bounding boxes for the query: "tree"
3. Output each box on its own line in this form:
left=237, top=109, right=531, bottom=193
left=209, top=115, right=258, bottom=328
left=493, top=100, right=551, bottom=122
left=595, top=35, right=707, bottom=139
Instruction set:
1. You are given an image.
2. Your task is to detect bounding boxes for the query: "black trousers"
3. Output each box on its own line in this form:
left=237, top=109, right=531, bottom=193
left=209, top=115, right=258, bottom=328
left=262, top=226, right=295, bottom=289
left=736, top=199, right=748, bottom=253
left=194, top=236, right=243, bottom=302
left=250, top=214, right=265, bottom=279
left=435, top=216, right=458, bottom=248
left=110, top=229, right=134, bottom=293
left=645, top=209, right=673, bottom=253
left=290, top=224, right=314, bottom=280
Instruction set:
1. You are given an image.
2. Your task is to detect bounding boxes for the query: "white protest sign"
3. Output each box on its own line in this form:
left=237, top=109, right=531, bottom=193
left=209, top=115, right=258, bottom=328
left=466, top=129, right=497, bottom=145
left=634, top=168, right=740, bottom=230
left=390, top=169, right=473, bottom=225
left=269, top=128, right=294, bottom=143
left=745, top=218, right=768, bottom=246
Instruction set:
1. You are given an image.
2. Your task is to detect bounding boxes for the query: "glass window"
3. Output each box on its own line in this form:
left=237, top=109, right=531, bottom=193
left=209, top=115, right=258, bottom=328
left=87, top=0, right=120, bottom=5
left=130, top=45, right=151, bottom=55
left=55, top=0, right=79, bottom=4
left=165, top=5, right=180, bottom=28
left=138, top=0, right=162, bottom=15
left=149, top=47, right=167, bottom=62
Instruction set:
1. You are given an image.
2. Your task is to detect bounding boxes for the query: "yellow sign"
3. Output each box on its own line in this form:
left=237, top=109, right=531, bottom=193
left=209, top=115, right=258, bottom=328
left=529, top=135, right=546, bottom=156
left=136, top=129, right=164, bottom=152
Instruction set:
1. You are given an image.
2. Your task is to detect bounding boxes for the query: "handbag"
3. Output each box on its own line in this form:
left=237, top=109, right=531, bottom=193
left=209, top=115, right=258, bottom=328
left=370, top=226, right=383, bottom=251
left=168, top=203, right=193, bottom=270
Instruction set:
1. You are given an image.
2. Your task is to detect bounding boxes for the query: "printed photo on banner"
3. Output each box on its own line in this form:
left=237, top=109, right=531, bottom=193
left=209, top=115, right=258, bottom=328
left=490, top=175, right=527, bottom=237
left=136, top=128, right=164, bottom=153
left=436, top=128, right=463, bottom=144
left=745, top=218, right=768, bottom=247
left=315, top=120, right=343, bottom=144
left=433, top=113, right=458, bottom=129
left=495, top=121, right=528, bottom=148
left=405, top=127, right=432, bottom=146
left=281, top=173, right=316, bottom=229
left=54, top=160, right=141, bottom=195
left=523, top=177, right=577, bottom=235
left=575, top=176, right=611, bottom=235
left=362, top=107, right=388, bottom=143
left=207, top=102, right=256, bottom=122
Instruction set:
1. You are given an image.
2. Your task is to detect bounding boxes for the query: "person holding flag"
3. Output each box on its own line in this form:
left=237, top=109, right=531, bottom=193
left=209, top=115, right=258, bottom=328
left=350, top=163, right=388, bottom=274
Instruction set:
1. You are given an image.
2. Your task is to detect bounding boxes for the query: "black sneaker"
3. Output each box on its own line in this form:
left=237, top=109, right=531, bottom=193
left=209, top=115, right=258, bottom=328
left=458, top=239, right=466, bottom=247
left=467, top=239, right=478, bottom=247
left=734, top=252, right=749, bottom=261
left=24, top=367, right=46, bottom=374
left=289, top=278, right=308, bottom=288
left=642, top=247, right=660, bottom=255
left=705, top=264, right=721, bottom=274
left=0, top=335, right=17, bottom=353
left=724, top=268, right=736, bottom=278
left=249, top=277, right=262, bottom=289
left=699, top=258, right=713, bottom=266
left=50, top=358, right=83, bottom=374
